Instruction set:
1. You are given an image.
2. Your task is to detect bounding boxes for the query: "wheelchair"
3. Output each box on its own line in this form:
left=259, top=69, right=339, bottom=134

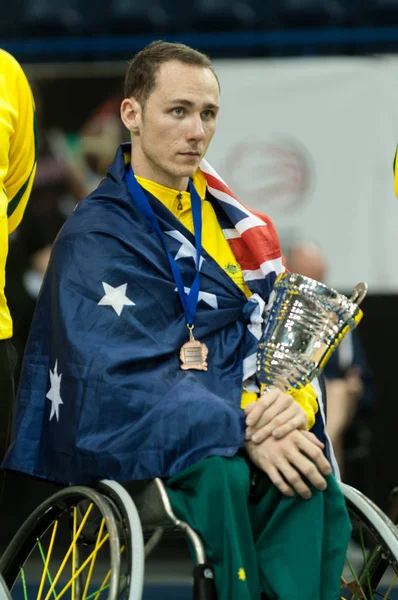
left=0, top=477, right=398, bottom=600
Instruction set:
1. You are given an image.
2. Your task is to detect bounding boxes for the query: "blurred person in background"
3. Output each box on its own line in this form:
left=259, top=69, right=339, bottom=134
left=5, top=81, right=88, bottom=389
left=4, top=41, right=350, bottom=600
left=285, top=240, right=373, bottom=484
left=78, top=94, right=127, bottom=191
left=0, top=50, right=37, bottom=463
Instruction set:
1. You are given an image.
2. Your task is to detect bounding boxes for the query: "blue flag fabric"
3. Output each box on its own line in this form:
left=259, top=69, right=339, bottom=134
left=3, top=146, right=267, bottom=484
left=4, top=144, right=332, bottom=484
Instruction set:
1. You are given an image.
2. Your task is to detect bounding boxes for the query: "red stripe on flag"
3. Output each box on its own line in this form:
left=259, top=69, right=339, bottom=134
left=204, top=172, right=240, bottom=202
left=241, top=225, right=282, bottom=263
left=203, top=168, right=284, bottom=269
left=227, top=238, right=261, bottom=271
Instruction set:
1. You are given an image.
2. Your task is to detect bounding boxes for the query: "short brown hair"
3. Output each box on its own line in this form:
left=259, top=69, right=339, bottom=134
left=124, top=40, right=219, bottom=106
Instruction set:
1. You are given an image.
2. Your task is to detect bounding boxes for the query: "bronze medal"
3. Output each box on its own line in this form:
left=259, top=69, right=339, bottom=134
left=180, top=325, right=208, bottom=371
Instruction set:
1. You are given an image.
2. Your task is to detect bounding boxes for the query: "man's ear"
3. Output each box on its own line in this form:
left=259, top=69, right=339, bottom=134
left=120, top=97, right=142, bottom=134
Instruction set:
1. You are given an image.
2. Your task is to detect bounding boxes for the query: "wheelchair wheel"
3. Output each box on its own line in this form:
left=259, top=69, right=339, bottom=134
left=340, top=482, right=398, bottom=599
left=0, top=574, right=11, bottom=600
left=0, top=485, right=133, bottom=600
left=96, top=481, right=144, bottom=600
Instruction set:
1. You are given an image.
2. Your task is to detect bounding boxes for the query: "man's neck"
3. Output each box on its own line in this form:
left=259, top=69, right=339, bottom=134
left=130, top=157, right=189, bottom=192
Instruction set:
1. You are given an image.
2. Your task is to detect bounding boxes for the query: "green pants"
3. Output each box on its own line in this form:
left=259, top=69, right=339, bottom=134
left=166, top=455, right=351, bottom=600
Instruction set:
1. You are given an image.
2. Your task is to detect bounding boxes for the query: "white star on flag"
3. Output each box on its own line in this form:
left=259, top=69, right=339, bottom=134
left=98, top=282, right=135, bottom=316
left=165, top=230, right=204, bottom=269
left=175, top=287, right=218, bottom=310
left=46, top=360, right=63, bottom=422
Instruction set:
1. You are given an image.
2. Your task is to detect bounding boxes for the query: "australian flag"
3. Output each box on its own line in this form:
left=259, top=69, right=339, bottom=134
left=4, top=144, right=329, bottom=485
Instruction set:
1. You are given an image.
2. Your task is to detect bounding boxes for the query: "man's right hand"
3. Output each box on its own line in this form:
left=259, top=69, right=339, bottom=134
left=245, top=429, right=332, bottom=499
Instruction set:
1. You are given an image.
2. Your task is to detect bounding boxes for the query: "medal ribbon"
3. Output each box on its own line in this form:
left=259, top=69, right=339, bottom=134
left=126, top=165, right=202, bottom=326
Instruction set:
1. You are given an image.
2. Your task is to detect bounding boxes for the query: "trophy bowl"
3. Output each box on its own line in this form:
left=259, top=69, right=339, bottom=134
left=256, top=272, right=367, bottom=392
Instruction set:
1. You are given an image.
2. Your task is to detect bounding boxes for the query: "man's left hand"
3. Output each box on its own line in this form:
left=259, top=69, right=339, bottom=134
left=245, top=387, right=308, bottom=444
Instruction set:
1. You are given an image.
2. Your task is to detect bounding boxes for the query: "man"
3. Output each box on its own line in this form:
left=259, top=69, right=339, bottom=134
left=285, top=240, right=373, bottom=479
left=3, top=42, right=350, bottom=599
left=0, top=50, right=37, bottom=461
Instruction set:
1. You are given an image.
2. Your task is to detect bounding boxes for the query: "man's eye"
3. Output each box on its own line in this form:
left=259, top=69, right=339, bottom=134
left=202, top=110, right=214, bottom=119
left=172, top=107, right=184, bottom=116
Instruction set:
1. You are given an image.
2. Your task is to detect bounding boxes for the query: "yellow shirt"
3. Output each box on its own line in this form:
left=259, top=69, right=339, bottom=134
left=136, top=169, right=318, bottom=429
left=0, top=50, right=37, bottom=339
left=393, top=146, right=398, bottom=198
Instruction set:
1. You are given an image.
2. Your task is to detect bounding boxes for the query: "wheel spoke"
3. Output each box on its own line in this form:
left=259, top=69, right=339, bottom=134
left=1, top=485, right=133, bottom=600
left=82, top=518, right=107, bottom=600
left=53, top=532, right=109, bottom=600
left=72, top=508, right=77, bottom=600
left=84, top=582, right=111, bottom=600
left=358, top=522, right=373, bottom=599
left=37, top=521, right=59, bottom=600
left=89, top=543, right=126, bottom=600
left=383, top=572, right=398, bottom=598
left=345, top=554, right=365, bottom=598
left=19, top=567, right=28, bottom=600
left=43, top=502, right=94, bottom=600
left=92, top=566, right=112, bottom=600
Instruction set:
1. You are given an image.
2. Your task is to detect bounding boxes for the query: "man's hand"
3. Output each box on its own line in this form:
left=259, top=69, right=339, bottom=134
left=245, top=429, right=332, bottom=499
left=245, top=387, right=308, bottom=443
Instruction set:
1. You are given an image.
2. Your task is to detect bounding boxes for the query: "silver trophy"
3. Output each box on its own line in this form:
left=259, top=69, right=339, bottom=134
left=256, top=272, right=368, bottom=391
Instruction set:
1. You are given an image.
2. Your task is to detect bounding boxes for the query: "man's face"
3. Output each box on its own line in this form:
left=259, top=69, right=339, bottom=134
left=131, top=60, right=220, bottom=188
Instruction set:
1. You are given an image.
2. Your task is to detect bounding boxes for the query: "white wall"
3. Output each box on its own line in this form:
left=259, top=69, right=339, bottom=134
left=207, top=56, right=398, bottom=293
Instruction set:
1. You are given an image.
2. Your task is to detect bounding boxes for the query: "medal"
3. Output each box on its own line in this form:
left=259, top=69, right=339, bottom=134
left=180, top=324, right=208, bottom=371
left=126, top=166, right=208, bottom=371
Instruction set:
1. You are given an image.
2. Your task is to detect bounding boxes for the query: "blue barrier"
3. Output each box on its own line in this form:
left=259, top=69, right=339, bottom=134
left=2, top=27, right=398, bottom=59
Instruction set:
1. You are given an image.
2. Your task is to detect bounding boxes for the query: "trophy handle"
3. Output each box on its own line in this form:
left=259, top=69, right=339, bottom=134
left=349, top=282, right=368, bottom=306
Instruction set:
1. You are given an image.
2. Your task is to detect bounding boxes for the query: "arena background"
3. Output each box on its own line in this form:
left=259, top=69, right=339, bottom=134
left=20, top=56, right=398, bottom=511
left=1, top=1, right=398, bottom=596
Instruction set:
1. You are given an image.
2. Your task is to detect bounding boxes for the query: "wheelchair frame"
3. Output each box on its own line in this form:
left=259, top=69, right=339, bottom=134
left=0, top=478, right=397, bottom=600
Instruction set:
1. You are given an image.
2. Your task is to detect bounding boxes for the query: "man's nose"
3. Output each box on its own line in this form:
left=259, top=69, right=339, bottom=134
left=187, top=115, right=205, bottom=140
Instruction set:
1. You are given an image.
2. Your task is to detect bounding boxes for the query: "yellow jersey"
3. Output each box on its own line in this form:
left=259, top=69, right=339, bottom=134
left=136, top=169, right=318, bottom=428
left=0, top=50, right=37, bottom=340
